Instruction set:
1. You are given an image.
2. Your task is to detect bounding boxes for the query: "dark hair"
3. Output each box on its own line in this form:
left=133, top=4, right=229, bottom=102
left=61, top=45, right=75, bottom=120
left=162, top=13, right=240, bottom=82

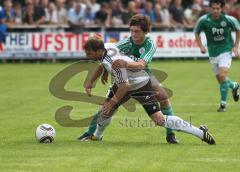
left=210, top=0, right=225, bottom=8
left=129, top=14, right=151, bottom=33
left=84, top=36, right=105, bottom=51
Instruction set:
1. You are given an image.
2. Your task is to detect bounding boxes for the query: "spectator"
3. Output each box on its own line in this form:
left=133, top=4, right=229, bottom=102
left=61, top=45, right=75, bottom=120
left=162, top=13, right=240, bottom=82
left=134, top=0, right=143, bottom=14
left=94, top=2, right=111, bottom=27
left=13, top=2, right=22, bottom=24
left=0, top=7, right=7, bottom=51
left=65, top=0, right=75, bottom=10
left=168, top=0, right=189, bottom=29
left=153, top=2, right=173, bottom=29
left=87, top=0, right=100, bottom=18
left=110, top=0, right=123, bottom=26
left=2, top=0, right=15, bottom=25
left=83, top=5, right=94, bottom=24
left=141, top=0, right=154, bottom=23
left=184, top=3, right=201, bottom=28
left=33, top=0, right=46, bottom=25
left=68, top=0, right=85, bottom=28
left=122, top=1, right=136, bottom=24
left=236, top=4, right=240, bottom=21
left=199, top=0, right=210, bottom=16
left=45, top=2, right=58, bottom=24
left=23, top=1, right=35, bottom=24
left=55, top=0, right=68, bottom=24
left=41, top=0, right=49, bottom=9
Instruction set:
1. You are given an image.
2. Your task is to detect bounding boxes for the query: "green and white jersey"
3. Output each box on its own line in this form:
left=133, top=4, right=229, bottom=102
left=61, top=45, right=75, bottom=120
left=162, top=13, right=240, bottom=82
left=116, top=36, right=156, bottom=73
left=194, top=13, right=240, bottom=57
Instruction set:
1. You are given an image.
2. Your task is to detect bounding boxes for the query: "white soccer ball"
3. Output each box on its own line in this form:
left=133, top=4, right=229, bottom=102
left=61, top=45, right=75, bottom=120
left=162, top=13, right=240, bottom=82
left=35, top=124, right=56, bottom=143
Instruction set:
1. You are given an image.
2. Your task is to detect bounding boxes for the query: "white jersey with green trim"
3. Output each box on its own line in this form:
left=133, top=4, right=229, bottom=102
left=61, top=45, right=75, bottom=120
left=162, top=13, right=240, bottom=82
left=101, top=43, right=149, bottom=91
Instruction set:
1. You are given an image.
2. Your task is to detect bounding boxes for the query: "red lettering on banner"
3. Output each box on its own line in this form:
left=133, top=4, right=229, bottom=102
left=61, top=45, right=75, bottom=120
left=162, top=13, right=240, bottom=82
left=32, top=34, right=43, bottom=51
left=55, top=34, right=63, bottom=51
left=168, top=39, right=174, bottom=48
left=45, top=34, right=52, bottom=51
left=157, top=36, right=164, bottom=48
left=65, top=33, right=75, bottom=51
left=168, top=35, right=198, bottom=48
left=76, top=34, right=80, bottom=51
left=0, top=43, right=3, bottom=52
left=82, top=33, right=90, bottom=49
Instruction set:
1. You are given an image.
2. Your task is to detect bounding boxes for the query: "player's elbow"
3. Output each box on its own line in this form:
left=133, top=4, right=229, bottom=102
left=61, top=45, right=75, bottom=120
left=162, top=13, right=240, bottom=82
left=120, top=82, right=130, bottom=90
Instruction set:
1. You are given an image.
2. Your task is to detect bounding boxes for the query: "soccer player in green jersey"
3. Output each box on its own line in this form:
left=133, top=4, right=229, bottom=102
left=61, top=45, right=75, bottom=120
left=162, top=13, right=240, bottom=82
left=194, top=0, right=240, bottom=112
left=78, top=14, right=179, bottom=143
left=81, top=36, right=216, bottom=145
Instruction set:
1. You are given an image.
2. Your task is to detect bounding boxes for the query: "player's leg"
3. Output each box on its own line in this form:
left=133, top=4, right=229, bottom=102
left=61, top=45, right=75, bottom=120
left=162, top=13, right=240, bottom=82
left=92, top=86, right=131, bottom=140
left=151, top=76, right=179, bottom=144
left=149, top=111, right=216, bottom=145
left=78, top=87, right=115, bottom=141
left=215, top=53, right=239, bottom=112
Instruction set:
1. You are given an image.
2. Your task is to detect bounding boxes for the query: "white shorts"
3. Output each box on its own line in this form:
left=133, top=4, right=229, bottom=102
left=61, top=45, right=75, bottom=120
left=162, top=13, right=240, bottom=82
left=209, top=52, right=232, bottom=75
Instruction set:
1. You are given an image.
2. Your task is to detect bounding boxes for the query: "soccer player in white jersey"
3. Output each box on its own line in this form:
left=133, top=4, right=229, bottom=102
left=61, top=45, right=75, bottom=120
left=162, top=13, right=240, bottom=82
left=79, top=14, right=179, bottom=143
left=82, top=36, right=216, bottom=145
left=194, top=0, right=240, bottom=112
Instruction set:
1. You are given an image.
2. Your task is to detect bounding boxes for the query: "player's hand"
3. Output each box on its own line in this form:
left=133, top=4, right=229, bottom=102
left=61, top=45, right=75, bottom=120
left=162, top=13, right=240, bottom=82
left=112, top=59, right=127, bottom=69
left=101, top=69, right=108, bottom=85
left=232, top=46, right=240, bottom=58
left=102, top=100, right=116, bottom=115
left=84, top=83, right=92, bottom=97
left=200, top=45, right=207, bottom=54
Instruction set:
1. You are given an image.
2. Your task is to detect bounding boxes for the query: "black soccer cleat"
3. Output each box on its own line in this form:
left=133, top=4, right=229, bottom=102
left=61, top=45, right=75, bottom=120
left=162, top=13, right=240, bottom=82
left=77, top=132, right=92, bottom=141
left=166, top=132, right=180, bottom=144
left=217, top=103, right=226, bottom=112
left=199, top=125, right=216, bottom=145
left=232, top=82, right=239, bottom=102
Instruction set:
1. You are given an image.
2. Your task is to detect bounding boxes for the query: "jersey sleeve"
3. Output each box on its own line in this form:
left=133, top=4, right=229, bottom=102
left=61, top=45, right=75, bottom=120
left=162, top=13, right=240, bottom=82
left=112, top=68, right=128, bottom=84
left=194, top=15, right=206, bottom=33
left=140, top=40, right=156, bottom=63
left=226, top=15, right=240, bottom=31
left=116, top=38, right=130, bottom=52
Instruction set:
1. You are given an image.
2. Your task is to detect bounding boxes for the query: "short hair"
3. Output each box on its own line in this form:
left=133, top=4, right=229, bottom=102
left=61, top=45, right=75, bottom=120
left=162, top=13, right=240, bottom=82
left=84, top=36, right=105, bottom=51
left=209, top=0, right=225, bottom=8
left=129, top=14, right=151, bottom=33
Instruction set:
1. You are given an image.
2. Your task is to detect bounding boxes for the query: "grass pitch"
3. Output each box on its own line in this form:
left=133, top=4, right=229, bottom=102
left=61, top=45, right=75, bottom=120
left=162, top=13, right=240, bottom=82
left=0, top=60, right=240, bottom=172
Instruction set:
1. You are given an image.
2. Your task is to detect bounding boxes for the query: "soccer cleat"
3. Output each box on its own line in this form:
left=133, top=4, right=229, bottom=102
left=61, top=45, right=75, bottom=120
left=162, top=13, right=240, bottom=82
left=217, top=103, right=226, bottom=112
left=199, top=125, right=216, bottom=145
left=90, top=135, right=103, bottom=141
left=232, top=82, right=239, bottom=102
left=77, top=132, right=92, bottom=141
left=166, top=132, right=180, bottom=144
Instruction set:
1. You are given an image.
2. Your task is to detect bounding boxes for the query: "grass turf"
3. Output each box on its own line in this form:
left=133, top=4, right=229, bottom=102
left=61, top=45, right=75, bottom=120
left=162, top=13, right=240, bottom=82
left=0, top=60, right=240, bottom=172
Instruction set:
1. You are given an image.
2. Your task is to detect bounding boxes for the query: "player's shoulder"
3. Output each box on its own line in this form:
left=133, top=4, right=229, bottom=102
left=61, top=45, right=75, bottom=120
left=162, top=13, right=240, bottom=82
left=223, top=14, right=239, bottom=22
left=198, top=14, right=209, bottom=22
left=116, top=37, right=130, bottom=47
left=145, top=36, right=156, bottom=49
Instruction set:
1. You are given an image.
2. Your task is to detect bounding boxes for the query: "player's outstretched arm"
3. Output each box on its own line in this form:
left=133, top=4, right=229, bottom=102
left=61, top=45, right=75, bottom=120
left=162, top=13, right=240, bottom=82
left=112, top=59, right=147, bottom=70
left=102, top=82, right=129, bottom=115
left=195, top=33, right=207, bottom=54
left=232, top=31, right=240, bottom=57
left=85, top=65, right=104, bottom=96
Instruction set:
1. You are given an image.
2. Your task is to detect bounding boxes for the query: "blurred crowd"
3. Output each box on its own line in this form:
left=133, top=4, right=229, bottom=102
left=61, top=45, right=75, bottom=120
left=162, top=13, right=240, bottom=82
left=0, top=0, right=240, bottom=30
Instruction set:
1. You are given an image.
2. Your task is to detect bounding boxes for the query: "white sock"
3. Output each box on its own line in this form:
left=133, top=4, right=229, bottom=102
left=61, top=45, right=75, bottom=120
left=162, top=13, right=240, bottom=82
left=94, top=115, right=112, bottom=139
left=164, top=115, right=204, bottom=139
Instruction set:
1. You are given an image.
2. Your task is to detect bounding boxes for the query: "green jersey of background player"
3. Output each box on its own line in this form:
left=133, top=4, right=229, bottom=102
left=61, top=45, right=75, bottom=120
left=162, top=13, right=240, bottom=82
left=194, top=0, right=240, bottom=112
left=78, top=14, right=179, bottom=144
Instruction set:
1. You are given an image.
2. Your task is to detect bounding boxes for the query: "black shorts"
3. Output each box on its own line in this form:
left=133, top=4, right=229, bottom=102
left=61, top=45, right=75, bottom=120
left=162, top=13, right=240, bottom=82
left=106, top=81, right=160, bottom=116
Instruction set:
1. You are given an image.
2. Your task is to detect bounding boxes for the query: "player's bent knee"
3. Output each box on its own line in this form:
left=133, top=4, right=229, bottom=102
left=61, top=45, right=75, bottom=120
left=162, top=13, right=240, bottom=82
left=150, top=112, right=165, bottom=126
left=160, top=99, right=170, bottom=107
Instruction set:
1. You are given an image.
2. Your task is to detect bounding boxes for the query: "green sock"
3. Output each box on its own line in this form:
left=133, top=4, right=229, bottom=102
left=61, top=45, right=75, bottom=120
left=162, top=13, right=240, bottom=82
left=220, top=80, right=229, bottom=104
left=226, top=78, right=235, bottom=89
left=161, top=106, right=174, bottom=135
left=86, top=111, right=100, bottom=135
